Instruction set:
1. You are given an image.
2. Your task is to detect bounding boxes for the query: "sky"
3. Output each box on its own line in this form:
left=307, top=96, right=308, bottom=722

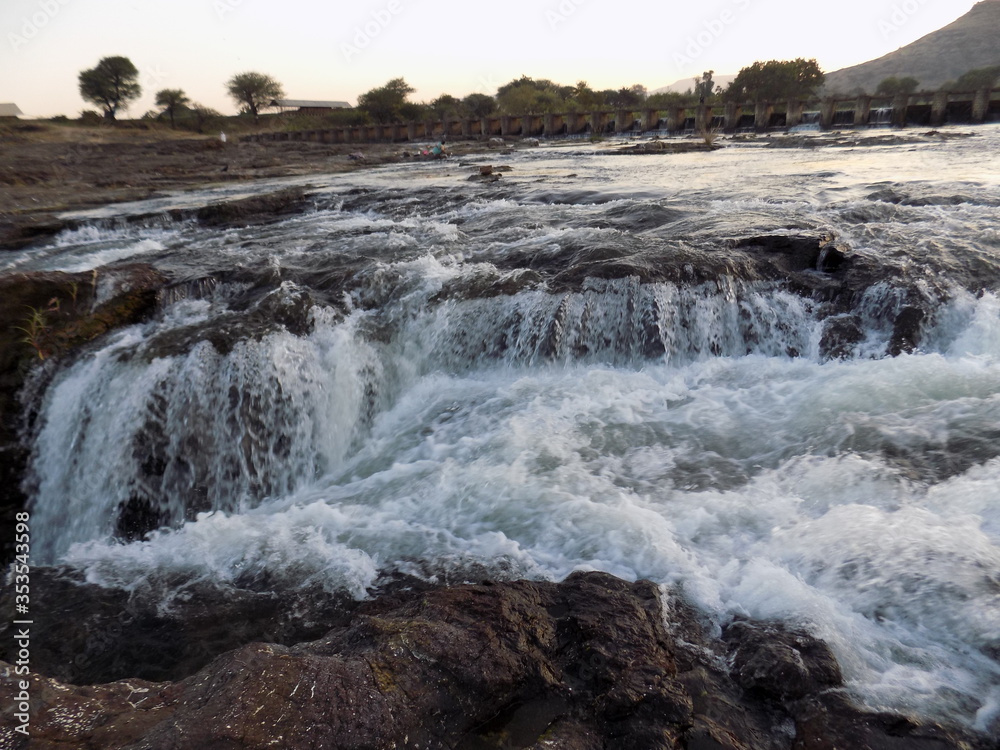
left=0, top=0, right=982, bottom=118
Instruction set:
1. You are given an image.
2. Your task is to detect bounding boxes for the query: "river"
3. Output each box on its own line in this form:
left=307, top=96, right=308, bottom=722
left=4, top=127, right=1000, bottom=732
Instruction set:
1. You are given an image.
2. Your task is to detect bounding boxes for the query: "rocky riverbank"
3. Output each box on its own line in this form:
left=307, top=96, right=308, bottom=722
left=1, top=570, right=993, bottom=749
left=0, top=124, right=497, bottom=250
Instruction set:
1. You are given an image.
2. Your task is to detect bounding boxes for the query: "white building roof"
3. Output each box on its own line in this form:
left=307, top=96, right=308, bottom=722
left=270, top=99, right=351, bottom=109
left=0, top=103, right=24, bottom=117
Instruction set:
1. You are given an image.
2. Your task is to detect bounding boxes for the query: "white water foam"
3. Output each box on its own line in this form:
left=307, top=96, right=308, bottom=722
left=42, top=289, right=1000, bottom=728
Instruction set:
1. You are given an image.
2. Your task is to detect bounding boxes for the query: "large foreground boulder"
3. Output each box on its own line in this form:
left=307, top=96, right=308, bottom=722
left=0, top=572, right=990, bottom=749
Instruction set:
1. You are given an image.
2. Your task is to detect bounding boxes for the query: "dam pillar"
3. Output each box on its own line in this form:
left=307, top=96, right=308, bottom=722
left=786, top=100, right=803, bottom=128
left=641, top=109, right=660, bottom=132
left=724, top=102, right=739, bottom=133
left=754, top=101, right=773, bottom=133
left=590, top=112, right=605, bottom=135
left=931, top=92, right=948, bottom=126
left=500, top=116, right=513, bottom=136
left=694, top=104, right=707, bottom=133
left=894, top=94, right=911, bottom=128
left=407, top=122, right=418, bottom=140
left=565, top=112, right=584, bottom=135
left=973, top=87, right=991, bottom=123
left=819, top=98, right=835, bottom=130
left=666, top=107, right=685, bottom=134
left=615, top=109, right=635, bottom=133
left=855, top=96, right=872, bottom=127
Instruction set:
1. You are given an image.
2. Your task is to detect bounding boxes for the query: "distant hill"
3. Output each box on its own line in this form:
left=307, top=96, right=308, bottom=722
left=652, top=74, right=737, bottom=95
left=824, top=1, right=1000, bottom=94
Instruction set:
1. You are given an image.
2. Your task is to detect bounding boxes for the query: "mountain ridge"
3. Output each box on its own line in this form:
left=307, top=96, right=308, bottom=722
left=824, top=1, right=1000, bottom=93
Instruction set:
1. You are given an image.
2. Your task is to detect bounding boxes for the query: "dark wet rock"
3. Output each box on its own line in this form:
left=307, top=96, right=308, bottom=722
left=0, top=217, right=70, bottom=251
left=0, top=567, right=365, bottom=686
left=867, top=187, right=1000, bottom=208
left=820, top=315, right=866, bottom=360
left=190, top=187, right=309, bottom=227
left=889, top=305, right=926, bottom=356
left=0, top=571, right=991, bottom=750
left=608, top=141, right=724, bottom=155
left=724, top=621, right=842, bottom=702
left=0, top=265, right=167, bottom=564
left=730, top=233, right=836, bottom=274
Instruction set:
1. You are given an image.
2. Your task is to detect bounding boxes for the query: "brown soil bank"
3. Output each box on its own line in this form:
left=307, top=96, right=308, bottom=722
left=0, top=122, right=489, bottom=249
left=0, top=571, right=992, bottom=750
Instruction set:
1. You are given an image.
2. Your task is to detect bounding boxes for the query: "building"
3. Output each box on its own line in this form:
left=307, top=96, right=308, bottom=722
left=270, top=99, right=351, bottom=115
left=0, top=103, right=23, bottom=118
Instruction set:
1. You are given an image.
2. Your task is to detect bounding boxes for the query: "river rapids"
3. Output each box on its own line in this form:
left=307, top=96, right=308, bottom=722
left=4, top=128, right=1000, bottom=732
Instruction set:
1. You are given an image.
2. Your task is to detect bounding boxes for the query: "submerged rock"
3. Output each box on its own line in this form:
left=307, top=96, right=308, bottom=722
left=0, top=571, right=990, bottom=750
left=190, top=187, right=308, bottom=227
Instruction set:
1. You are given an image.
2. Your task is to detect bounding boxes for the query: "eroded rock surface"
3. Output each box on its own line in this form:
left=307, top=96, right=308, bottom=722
left=0, top=572, right=990, bottom=750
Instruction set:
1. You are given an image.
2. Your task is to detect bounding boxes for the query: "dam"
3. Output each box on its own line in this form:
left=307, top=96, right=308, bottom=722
left=245, top=87, right=1000, bottom=144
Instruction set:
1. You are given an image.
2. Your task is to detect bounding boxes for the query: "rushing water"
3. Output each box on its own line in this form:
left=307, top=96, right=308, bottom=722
left=5, top=128, right=1000, bottom=732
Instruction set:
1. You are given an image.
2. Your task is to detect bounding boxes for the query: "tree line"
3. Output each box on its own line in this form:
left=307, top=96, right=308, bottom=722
left=76, top=56, right=1000, bottom=130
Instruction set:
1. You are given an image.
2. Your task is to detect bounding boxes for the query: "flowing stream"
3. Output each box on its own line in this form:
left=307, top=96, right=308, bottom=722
left=5, top=128, right=1000, bottom=731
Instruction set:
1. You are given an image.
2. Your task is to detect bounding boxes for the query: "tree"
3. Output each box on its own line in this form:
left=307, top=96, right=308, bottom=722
left=155, top=88, right=189, bottom=129
left=725, top=59, right=824, bottom=102
left=495, top=76, right=568, bottom=114
left=954, top=66, right=1000, bottom=91
left=876, top=77, right=919, bottom=96
left=572, top=81, right=604, bottom=110
left=78, top=56, right=141, bottom=121
left=357, top=77, right=415, bottom=123
left=429, top=94, right=461, bottom=120
left=226, top=72, right=283, bottom=121
left=189, top=103, right=220, bottom=134
left=461, top=93, right=497, bottom=118
left=694, top=71, right=715, bottom=101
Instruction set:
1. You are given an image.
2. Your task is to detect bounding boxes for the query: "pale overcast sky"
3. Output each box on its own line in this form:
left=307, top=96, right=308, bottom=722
left=0, top=0, right=981, bottom=117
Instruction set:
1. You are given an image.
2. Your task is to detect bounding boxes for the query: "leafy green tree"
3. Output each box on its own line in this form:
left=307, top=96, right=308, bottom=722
left=226, top=72, right=284, bottom=121
left=646, top=90, right=691, bottom=108
left=572, top=81, right=604, bottom=110
left=876, top=77, right=919, bottom=96
left=78, top=56, right=141, bottom=121
left=495, top=76, right=568, bottom=114
left=357, top=77, right=415, bottom=123
left=954, top=66, right=1000, bottom=90
left=155, top=88, right=190, bottom=129
left=694, top=71, right=715, bottom=101
left=725, top=59, right=824, bottom=102
left=189, top=103, right=220, bottom=133
left=607, top=85, right=647, bottom=109
left=461, top=93, right=497, bottom=118
left=429, top=94, right=461, bottom=119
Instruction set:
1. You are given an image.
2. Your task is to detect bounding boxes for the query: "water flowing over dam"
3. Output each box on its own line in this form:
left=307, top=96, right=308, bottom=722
left=4, top=127, right=1000, bottom=733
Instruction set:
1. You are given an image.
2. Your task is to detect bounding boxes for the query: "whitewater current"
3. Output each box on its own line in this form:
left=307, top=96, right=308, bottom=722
left=5, top=128, right=1000, bottom=732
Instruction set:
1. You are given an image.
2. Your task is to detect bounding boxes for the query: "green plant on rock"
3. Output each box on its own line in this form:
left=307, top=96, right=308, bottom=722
left=16, top=306, right=50, bottom=360
left=699, top=125, right=720, bottom=146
